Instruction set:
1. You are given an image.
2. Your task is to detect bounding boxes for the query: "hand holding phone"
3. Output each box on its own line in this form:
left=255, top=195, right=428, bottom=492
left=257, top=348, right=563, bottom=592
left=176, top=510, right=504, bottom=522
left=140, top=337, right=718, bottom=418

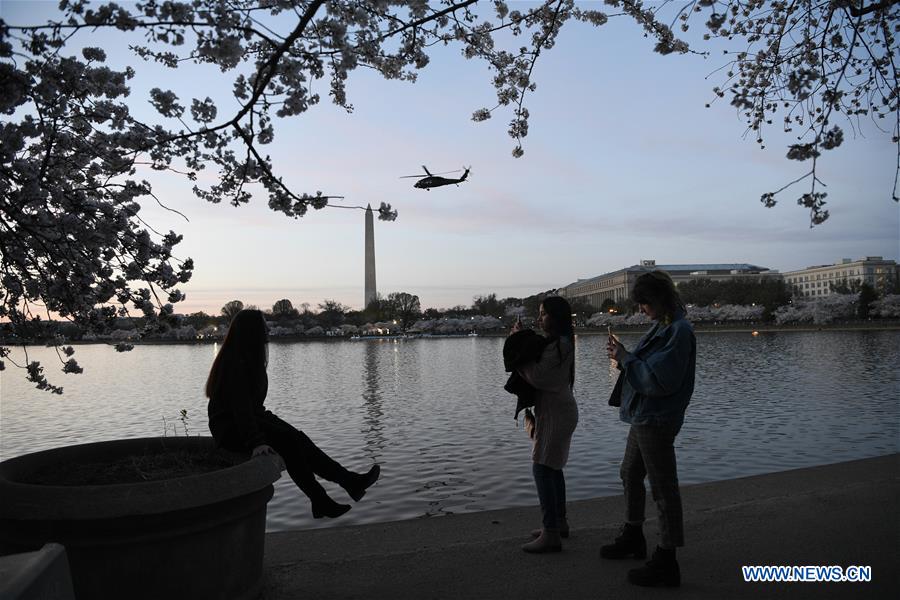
left=607, top=326, right=621, bottom=359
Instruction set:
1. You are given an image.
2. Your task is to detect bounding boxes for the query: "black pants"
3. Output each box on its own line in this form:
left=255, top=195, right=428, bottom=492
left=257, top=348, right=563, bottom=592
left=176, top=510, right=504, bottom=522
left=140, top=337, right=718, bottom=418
left=221, top=412, right=351, bottom=504
left=620, top=423, right=684, bottom=548
left=533, top=463, right=567, bottom=529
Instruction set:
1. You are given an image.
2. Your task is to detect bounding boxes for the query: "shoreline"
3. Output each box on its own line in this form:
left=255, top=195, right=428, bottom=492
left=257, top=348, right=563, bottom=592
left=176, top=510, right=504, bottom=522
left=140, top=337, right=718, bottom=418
left=263, top=454, right=900, bottom=599
left=3, top=320, right=898, bottom=347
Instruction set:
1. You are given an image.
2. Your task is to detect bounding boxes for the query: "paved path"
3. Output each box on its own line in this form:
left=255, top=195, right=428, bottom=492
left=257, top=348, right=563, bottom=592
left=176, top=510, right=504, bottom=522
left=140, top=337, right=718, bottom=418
left=264, top=454, right=899, bottom=599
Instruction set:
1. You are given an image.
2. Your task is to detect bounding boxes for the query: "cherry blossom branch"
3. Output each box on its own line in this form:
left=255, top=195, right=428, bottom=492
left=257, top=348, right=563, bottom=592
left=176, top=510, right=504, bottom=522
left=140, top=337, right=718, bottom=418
left=849, top=0, right=900, bottom=18
left=9, top=19, right=282, bottom=49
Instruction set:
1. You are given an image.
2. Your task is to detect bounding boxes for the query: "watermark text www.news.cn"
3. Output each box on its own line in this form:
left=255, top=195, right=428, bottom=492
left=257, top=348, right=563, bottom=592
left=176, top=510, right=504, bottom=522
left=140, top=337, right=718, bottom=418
left=742, top=565, right=872, bottom=583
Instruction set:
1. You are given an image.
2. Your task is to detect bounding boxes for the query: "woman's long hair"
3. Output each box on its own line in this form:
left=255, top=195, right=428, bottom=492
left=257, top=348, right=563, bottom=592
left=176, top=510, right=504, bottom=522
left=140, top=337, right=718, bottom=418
left=541, top=295, right=575, bottom=389
left=631, top=270, right=686, bottom=323
left=205, top=309, right=268, bottom=399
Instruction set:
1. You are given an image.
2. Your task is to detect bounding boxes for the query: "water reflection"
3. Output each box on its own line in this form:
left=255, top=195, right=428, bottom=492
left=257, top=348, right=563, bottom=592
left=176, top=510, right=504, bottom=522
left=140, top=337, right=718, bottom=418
left=360, top=342, right=385, bottom=459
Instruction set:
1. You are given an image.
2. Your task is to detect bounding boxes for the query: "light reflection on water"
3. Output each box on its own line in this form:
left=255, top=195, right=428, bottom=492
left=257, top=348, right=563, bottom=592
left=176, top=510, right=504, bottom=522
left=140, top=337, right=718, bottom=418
left=1, top=331, right=897, bottom=532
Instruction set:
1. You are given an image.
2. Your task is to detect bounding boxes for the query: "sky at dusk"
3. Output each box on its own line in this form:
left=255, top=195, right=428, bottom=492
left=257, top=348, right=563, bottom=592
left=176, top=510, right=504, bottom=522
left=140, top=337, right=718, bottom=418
left=5, top=1, right=898, bottom=314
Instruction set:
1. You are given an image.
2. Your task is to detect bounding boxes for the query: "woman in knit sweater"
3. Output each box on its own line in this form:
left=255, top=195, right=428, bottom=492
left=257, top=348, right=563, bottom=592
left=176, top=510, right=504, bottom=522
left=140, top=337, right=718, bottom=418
left=512, top=296, right=579, bottom=553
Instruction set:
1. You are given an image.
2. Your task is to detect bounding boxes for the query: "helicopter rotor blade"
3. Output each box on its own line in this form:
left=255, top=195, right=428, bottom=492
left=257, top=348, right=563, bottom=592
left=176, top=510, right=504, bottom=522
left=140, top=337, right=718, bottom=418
left=399, top=168, right=461, bottom=178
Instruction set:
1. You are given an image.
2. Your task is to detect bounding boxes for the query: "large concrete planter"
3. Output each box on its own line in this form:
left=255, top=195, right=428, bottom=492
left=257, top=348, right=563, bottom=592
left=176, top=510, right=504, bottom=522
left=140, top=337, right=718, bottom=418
left=0, top=437, right=281, bottom=600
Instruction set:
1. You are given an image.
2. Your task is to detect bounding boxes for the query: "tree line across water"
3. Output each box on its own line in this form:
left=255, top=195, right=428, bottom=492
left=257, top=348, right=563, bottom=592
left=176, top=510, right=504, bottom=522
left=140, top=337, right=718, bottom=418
left=5, top=278, right=899, bottom=347
left=0, top=290, right=553, bottom=344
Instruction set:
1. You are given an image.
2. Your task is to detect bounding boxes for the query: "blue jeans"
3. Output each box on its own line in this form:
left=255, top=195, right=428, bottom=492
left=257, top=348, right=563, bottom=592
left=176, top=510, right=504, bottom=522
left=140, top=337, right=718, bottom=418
left=532, top=463, right=567, bottom=530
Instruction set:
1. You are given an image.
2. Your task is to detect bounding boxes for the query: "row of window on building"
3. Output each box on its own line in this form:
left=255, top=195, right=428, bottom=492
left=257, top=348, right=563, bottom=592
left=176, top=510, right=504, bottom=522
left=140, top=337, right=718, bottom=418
left=784, top=262, right=894, bottom=298
left=791, top=277, right=883, bottom=297
left=784, top=267, right=887, bottom=285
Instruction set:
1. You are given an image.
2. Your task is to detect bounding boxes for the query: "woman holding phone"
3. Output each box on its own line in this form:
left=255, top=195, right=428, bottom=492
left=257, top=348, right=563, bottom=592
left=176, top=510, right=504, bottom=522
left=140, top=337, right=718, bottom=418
left=602, top=271, right=696, bottom=587
left=510, top=296, right=579, bottom=553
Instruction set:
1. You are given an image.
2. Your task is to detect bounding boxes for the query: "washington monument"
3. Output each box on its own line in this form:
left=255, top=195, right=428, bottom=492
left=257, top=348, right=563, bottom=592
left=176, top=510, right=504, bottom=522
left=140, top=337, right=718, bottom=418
left=364, top=204, right=376, bottom=307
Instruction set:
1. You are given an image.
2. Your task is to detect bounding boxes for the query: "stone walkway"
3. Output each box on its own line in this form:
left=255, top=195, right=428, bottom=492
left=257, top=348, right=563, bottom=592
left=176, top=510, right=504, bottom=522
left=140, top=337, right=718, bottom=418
left=264, top=454, right=899, bottom=599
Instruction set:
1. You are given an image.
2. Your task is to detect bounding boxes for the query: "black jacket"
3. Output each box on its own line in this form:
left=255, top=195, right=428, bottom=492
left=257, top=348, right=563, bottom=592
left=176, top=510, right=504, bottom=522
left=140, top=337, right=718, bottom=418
left=502, top=329, right=550, bottom=419
left=207, top=366, right=268, bottom=450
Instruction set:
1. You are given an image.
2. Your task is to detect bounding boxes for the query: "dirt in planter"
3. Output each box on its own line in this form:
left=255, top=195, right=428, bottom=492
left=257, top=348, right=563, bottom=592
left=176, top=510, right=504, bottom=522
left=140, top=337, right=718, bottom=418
left=17, top=447, right=245, bottom=486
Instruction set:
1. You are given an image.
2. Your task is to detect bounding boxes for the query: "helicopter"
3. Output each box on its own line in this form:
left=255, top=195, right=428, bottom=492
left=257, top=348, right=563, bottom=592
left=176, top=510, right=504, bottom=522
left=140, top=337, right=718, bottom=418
left=400, top=166, right=470, bottom=190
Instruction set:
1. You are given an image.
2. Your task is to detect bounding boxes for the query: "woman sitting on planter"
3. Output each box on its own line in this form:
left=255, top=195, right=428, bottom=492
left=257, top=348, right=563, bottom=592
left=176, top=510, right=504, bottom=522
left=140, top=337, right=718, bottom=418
left=206, top=309, right=380, bottom=518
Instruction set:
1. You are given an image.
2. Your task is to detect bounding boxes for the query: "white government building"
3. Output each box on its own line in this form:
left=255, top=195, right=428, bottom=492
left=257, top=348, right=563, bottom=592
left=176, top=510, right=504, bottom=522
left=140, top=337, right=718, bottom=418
left=782, top=256, right=899, bottom=298
left=557, top=257, right=899, bottom=310
left=557, top=260, right=779, bottom=310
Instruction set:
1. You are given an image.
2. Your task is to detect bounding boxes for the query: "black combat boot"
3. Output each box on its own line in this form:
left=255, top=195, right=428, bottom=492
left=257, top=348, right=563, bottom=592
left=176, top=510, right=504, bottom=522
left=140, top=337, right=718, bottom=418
left=600, top=523, right=646, bottom=559
left=310, top=496, right=351, bottom=519
left=627, top=546, right=681, bottom=587
left=342, top=464, right=381, bottom=502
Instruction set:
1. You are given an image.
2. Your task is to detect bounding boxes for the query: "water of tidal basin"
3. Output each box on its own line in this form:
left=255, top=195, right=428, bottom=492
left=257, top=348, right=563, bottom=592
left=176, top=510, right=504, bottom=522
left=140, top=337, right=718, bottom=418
left=1, top=330, right=898, bottom=533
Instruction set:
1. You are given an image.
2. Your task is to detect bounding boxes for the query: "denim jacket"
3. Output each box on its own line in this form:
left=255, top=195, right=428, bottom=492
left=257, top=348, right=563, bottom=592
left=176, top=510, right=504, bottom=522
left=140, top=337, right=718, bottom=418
left=618, top=312, right=696, bottom=427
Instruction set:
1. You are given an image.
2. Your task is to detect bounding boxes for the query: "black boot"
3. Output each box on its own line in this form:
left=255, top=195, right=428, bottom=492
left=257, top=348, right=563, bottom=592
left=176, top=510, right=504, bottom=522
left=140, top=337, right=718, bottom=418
left=342, top=465, right=381, bottom=502
left=600, top=523, right=646, bottom=559
left=628, top=546, right=681, bottom=587
left=311, top=496, right=351, bottom=519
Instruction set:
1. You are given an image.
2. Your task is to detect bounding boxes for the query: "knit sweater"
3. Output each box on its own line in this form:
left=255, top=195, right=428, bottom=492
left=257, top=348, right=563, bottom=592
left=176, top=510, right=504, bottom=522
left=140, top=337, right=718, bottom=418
left=517, top=338, right=579, bottom=470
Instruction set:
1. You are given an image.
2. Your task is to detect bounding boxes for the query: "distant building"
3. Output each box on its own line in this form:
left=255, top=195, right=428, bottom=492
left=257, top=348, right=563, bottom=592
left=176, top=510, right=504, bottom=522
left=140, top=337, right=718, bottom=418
left=782, top=257, right=899, bottom=298
left=558, top=259, right=779, bottom=310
